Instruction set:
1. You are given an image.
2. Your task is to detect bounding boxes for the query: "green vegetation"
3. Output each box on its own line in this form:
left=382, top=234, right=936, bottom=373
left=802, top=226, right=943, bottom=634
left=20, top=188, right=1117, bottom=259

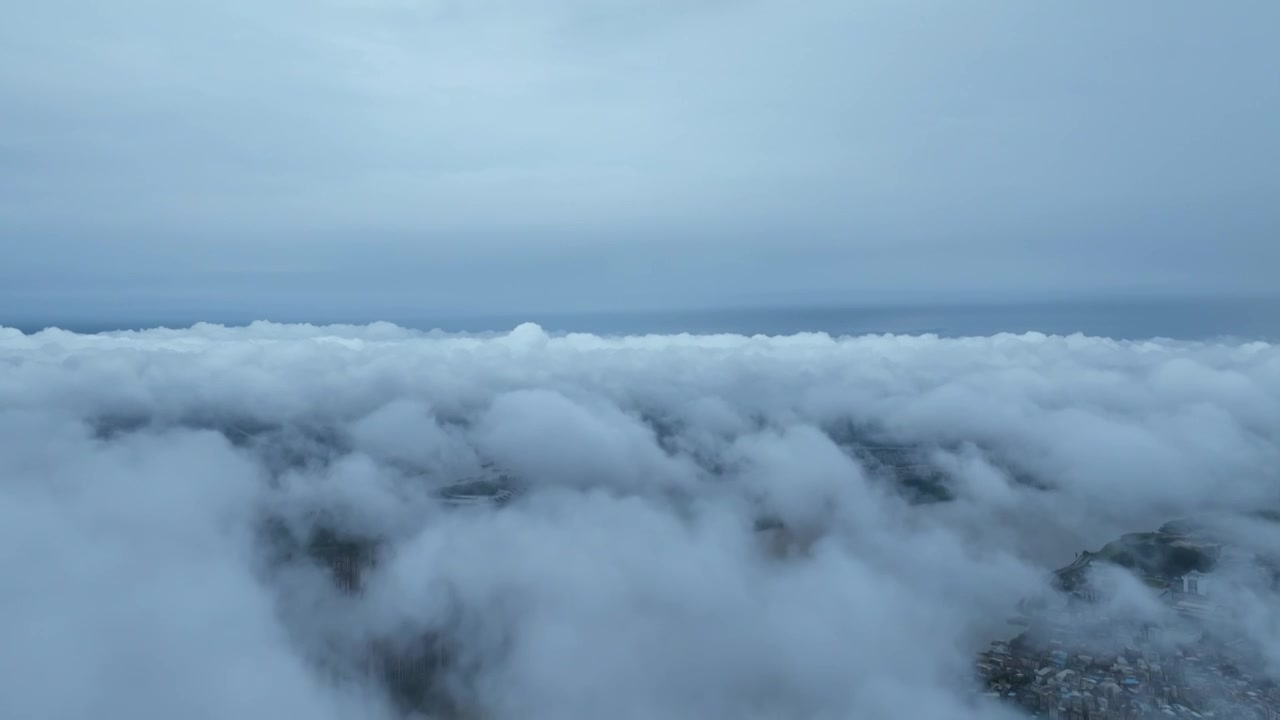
left=1054, top=524, right=1218, bottom=592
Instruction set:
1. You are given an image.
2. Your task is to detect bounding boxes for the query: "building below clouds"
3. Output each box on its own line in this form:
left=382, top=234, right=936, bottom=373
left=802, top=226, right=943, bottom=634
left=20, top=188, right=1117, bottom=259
left=979, top=516, right=1280, bottom=719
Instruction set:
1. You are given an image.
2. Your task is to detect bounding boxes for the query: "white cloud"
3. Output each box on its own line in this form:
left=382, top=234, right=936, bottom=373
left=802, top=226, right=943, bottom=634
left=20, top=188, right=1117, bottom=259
left=1, top=322, right=1278, bottom=718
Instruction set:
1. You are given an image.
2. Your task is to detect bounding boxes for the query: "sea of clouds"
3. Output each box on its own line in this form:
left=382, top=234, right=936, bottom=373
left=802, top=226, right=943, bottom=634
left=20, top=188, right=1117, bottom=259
left=1, top=322, right=1278, bottom=719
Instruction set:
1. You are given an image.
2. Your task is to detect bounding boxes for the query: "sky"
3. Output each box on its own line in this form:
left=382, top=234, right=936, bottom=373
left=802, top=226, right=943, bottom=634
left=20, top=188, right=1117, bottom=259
left=2, top=1, right=1278, bottom=324
left=5, top=7, right=1279, bottom=714
left=2, top=322, right=1279, bottom=718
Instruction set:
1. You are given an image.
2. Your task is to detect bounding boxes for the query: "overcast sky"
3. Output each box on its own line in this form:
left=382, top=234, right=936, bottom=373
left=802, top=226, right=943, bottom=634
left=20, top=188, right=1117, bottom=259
left=2, top=1, right=1277, bottom=322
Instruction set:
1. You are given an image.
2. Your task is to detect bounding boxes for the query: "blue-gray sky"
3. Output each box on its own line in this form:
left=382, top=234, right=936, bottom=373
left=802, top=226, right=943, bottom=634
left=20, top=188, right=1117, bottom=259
left=2, top=1, right=1277, bottom=322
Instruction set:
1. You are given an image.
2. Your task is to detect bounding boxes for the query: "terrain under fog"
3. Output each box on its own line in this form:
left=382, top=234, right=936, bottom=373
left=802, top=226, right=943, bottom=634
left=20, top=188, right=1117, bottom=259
left=2, top=322, right=1278, bottom=719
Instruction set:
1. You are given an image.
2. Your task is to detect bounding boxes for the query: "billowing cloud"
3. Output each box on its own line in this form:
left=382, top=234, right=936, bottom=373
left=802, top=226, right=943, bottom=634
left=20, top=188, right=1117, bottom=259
left=1, top=322, right=1277, bottom=718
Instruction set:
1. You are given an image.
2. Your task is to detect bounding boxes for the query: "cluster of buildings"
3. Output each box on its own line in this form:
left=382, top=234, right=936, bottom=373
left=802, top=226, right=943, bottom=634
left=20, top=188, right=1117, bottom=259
left=977, top=629, right=1279, bottom=718
left=977, top=557, right=1278, bottom=720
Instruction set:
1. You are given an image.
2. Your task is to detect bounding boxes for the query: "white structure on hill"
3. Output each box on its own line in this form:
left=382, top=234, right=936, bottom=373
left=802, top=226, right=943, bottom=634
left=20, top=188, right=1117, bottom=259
left=1180, top=570, right=1208, bottom=597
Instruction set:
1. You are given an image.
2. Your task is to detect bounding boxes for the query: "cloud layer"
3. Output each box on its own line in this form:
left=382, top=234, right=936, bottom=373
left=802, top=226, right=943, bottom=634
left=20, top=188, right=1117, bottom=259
left=1, top=322, right=1278, bottom=718
left=3, top=1, right=1279, bottom=315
